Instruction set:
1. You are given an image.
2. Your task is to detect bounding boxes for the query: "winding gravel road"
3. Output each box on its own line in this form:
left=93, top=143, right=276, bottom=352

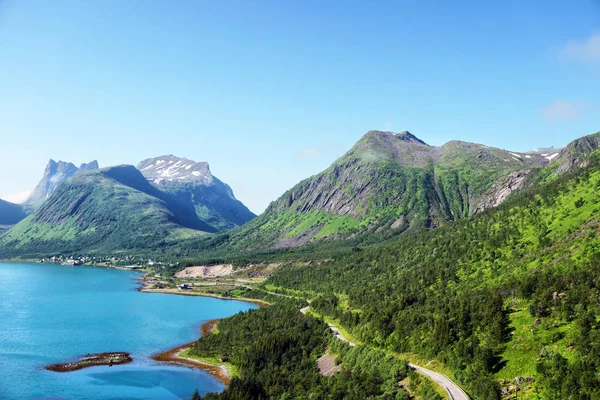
left=300, top=306, right=468, bottom=400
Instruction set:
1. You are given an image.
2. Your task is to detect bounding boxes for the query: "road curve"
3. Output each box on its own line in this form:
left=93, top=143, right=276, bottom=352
left=409, top=363, right=469, bottom=400
left=326, top=323, right=356, bottom=347
left=301, top=306, right=355, bottom=346
left=300, top=306, right=468, bottom=399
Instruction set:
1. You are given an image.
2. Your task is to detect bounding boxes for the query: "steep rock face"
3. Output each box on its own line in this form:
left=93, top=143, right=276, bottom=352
left=557, top=133, right=600, bottom=174
left=471, top=169, right=532, bottom=214
left=137, top=155, right=255, bottom=231
left=272, top=131, right=549, bottom=219
left=26, top=159, right=99, bottom=209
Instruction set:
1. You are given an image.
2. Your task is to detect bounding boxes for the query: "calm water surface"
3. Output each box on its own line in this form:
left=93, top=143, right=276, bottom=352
left=0, top=262, right=257, bottom=400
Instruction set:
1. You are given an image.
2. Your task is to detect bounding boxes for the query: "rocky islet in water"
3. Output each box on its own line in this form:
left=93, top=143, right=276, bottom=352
left=45, top=352, right=133, bottom=372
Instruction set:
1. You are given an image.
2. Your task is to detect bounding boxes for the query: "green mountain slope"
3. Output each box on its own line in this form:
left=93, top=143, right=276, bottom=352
left=0, top=165, right=211, bottom=257
left=185, top=130, right=559, bottom=254
left=261, top=135, right=600, bottom=399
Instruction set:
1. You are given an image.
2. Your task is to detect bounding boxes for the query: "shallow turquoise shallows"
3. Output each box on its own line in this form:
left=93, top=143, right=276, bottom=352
left=0, top=262, right=257, bottom=400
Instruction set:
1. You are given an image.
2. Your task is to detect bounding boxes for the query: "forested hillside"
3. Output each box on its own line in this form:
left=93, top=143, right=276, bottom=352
left=191, top=302, right=416, bottom=400
left=187, top=138, right=600, bottom=399
left=259, top=148, right=600, bottom=399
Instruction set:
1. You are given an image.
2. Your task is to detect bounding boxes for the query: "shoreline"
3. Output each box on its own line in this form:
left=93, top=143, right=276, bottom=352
left=136, top=278, right=269, bottom=307
left=10, top=262, right=257, bottom=387
left=151, top=319, right=231, bottom=385
left=1, top=259, right=150, bottom=273
left=201, top=318, right=221, bottom=336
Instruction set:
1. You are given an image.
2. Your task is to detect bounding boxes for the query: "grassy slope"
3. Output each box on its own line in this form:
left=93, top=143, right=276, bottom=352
left=179, top=348, right=240, bottom=378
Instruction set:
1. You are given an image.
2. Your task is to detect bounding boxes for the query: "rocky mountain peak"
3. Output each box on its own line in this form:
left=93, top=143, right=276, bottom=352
left=365, top=130, right=428, bottom=146
left=78, top=160, right=99, bottom=173
left=137, top=155, right=214, bottom=186
left=556, top=132, right=600, bottom=174
left=26, top=159, right=99, bottom=208
left=45, top=159, right=78, bottom=177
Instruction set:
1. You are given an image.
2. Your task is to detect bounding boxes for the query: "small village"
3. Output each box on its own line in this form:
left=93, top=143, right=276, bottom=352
left=37, top=254, right=169, bottom=269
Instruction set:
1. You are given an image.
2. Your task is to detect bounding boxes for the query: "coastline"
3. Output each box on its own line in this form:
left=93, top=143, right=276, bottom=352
left=6, top=261, right=255, bottom=387
left=136, top=278, right=269, bottom=307
left=152, top=319, right=231, bottom=385
left=201, top=318, right=221, bottom=336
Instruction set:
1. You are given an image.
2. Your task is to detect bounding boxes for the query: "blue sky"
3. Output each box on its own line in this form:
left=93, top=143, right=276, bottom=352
left=0, top=1, right=598, bottom=213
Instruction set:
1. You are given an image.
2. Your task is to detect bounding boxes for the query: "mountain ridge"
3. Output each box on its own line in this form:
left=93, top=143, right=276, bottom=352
left=2, top=131, right=598, bottom=259
left=182, top=130, right=600, bottom=254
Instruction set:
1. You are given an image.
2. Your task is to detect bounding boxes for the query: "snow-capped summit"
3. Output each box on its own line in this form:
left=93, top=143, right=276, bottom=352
left=136, top=154, right=256, bottom=230
left=136, top=155, right=214, bottom=186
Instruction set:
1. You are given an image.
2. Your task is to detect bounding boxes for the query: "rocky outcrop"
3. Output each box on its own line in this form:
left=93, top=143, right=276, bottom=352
left=471, top=170, right=532, bottom=214
left=557, top=133, right=600, bottom=174
left=275, top=226, right=324, bottom=249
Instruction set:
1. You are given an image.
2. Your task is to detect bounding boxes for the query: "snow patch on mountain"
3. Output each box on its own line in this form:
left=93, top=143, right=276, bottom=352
left=137, top=155, right=213, bottom=185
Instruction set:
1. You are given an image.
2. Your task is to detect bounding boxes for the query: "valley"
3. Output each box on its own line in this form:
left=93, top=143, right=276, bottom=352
left=2, top=130, right=600, bottom=400
left=2, top=4, right=596, bottom=399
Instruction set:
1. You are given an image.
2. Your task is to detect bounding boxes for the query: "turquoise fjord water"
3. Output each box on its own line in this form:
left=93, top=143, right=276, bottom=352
left=0, top=262, right=257, bottom=400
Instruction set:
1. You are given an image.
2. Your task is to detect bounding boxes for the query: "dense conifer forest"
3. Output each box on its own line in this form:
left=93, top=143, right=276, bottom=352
left=189, top=151, right=600, bottom=399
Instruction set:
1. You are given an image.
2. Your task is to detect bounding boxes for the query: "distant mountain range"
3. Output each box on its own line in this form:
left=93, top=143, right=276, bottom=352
left=1, top=165, right=207, bottom=256
left=0, top=199, right=27, bottom=227
left=0, top=154, right=255, bottom=257
left=0, top=131, right=597, bottom=258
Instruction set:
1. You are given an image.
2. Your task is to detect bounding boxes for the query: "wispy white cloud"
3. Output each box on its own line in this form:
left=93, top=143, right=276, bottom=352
left=0, top=189, right=32, bottom=204
left=540, top=100, right=594, bottom=121
left=295, top=141, right=347, bottom=162
left=296, top=147, right=320, bottom=160
left=562, top=33, right=600, bottom=63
